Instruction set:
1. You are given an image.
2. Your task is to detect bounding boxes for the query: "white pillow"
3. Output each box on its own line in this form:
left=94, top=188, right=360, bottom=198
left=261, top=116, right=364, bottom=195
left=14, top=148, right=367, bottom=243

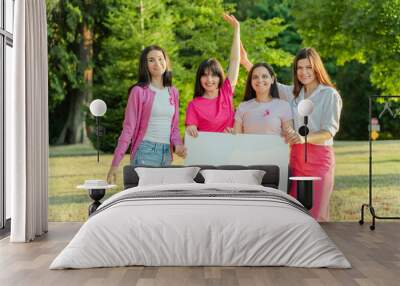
left=200, top=169, right=266, bottom=185
left=135, top=167, right=201, bottom=186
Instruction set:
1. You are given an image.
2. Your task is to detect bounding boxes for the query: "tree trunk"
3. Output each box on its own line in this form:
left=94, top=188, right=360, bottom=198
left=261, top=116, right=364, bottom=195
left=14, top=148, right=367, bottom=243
left=55, top=1, right=93, bottom=145
left=81, top=8, right=93, bottom=144
left=139, top=0, right=144, bottom=49
left=55, top=90, right=85, bottom=145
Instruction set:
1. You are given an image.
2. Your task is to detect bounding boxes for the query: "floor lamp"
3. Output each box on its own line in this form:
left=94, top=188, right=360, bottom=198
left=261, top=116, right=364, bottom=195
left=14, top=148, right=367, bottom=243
left=289, top=99, right=320, bottom=210
left=89, top=99, right=107, bottom=163
left=78, top=99, right=112, bottom=216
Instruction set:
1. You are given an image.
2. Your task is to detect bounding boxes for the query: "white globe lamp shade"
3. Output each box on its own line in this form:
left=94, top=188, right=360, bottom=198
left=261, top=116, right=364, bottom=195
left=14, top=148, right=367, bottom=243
left=90, top=99, right=107, bottom=117
left=298, top=99, right=314, bottom=116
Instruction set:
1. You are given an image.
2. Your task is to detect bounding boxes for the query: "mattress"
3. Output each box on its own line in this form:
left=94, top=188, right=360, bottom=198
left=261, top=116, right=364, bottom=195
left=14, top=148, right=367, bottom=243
left=50, top=183, right=351, bottom=269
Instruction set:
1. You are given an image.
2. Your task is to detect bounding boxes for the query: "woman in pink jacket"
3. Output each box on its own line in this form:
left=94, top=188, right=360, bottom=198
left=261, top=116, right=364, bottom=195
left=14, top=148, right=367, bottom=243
left=107, top=45, right=186, bottom=184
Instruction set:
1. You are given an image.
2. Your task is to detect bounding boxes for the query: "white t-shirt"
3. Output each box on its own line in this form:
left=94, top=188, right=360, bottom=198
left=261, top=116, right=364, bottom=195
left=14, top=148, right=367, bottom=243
left=235, top=98, right=292, bottom=135
left=143, top=84, right=175, bottom=144
left=277, top=83, right=342, bottom=146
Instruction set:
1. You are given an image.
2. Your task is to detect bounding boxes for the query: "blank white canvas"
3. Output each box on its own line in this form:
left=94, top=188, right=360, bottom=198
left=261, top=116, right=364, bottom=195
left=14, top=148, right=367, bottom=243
left=184, top=132, right=289, bottom=192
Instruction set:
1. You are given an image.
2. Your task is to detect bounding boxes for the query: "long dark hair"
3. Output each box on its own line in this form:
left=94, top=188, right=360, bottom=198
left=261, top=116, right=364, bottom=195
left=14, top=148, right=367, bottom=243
left=193, top=58, right=225, bottom=98
left=292, top=47, right=335, bottom=98
left=128, top=45, right=172, bottom=93
left=243, top=63, right=279, bottom=101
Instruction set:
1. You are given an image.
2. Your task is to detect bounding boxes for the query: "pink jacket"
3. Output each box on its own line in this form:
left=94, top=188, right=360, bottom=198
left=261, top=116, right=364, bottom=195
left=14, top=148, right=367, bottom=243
left=111, top=85, right=183, bottom=167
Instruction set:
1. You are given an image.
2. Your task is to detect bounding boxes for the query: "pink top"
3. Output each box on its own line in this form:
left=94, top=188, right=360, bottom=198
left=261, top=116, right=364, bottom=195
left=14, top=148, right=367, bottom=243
left=235, top=98, right=292, bottom=135
left=185, top=79, right=234, bottom=132
left=111, top=85, right=183, bottom=167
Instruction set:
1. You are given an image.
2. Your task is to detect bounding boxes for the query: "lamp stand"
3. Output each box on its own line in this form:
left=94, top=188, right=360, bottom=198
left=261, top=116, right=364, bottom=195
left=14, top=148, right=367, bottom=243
left=298, top=116, right=309, bottom=163
left=96, top=116, right=100, bottom=163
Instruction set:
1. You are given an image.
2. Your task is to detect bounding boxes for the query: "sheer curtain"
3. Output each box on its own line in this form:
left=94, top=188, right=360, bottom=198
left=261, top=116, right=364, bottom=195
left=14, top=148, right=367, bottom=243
left=9, top=0, right=48, bottom=242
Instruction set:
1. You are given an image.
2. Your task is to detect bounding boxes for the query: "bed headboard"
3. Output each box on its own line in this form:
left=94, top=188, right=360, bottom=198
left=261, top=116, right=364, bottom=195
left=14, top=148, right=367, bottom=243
left=123, top=165, right=280, bottom=190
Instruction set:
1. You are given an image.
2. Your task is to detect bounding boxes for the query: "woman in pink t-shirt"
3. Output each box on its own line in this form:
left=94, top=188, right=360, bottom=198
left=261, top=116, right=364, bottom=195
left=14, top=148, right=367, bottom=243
left=234, top=63, right=293, bottom=135
left=185, top=14, right=240, bottom=137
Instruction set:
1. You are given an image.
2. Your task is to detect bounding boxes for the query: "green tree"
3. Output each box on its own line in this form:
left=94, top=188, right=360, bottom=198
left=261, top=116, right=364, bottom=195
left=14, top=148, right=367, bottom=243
left=90, top=0, right=293, bottom=152
left=333, top=62, right=377, bottom=140
left=92, top=0, right=176, bottom=152
left=47, top=0, right=294, bottom=150
left=225, top=0, right=302, bottom=83
left=170, top=0, right=292, bottom=109
left=47, top=0, right=82, bottom=143
left=47, top=0, right=113, bottom=144
left=292, top=0, right=400, bottom=95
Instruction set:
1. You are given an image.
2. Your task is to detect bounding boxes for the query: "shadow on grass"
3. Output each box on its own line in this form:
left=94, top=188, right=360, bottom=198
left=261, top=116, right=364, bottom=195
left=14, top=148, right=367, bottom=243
left=337, top=158, right=400, bottom=164
left=51, top=174, right=106, bottom=179
left=335, top=173, right=400, bottom=190
left=50, top=152, right=98, bottom=158
left=49, top=193, right=91, bottom=205
left=335, top=150, right=368, bottom=156
left=49, top=191, right=119, bottom=206
left=371, top=158, right=400, bottom=163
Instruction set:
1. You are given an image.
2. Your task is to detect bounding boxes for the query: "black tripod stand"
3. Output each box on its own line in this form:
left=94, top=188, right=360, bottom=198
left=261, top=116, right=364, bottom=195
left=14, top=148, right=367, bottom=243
left=359, top=95, right=400, bottom=230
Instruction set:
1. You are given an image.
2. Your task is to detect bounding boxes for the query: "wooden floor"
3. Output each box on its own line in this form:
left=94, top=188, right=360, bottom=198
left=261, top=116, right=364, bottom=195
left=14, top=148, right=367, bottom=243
left=0, top=222, right=399, bottom=286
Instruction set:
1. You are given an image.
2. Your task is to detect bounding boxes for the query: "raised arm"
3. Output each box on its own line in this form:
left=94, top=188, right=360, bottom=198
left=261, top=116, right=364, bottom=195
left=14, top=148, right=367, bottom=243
left=240, top=42, right=253, bottom=72
left=223, top=14, right=240, bottom=88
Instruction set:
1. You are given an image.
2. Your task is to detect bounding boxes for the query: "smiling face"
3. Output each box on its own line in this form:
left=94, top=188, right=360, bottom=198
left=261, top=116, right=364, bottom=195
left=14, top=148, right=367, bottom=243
left=251, top=66, right=274, bottom=96
left=296, top=58, right=318, bottom=86
left=146, top=49, right=167, bottom=79
left=200, top=68, right=220, bottom=94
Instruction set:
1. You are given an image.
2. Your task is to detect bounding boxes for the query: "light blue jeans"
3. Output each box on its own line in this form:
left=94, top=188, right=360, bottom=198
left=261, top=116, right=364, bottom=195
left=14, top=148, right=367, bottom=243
left=132, top=140, right=172, bottom=167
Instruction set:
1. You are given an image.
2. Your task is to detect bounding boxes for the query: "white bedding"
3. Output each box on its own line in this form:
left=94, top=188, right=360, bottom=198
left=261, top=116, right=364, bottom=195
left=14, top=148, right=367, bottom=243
left=50, top=183, right=351, bottom=269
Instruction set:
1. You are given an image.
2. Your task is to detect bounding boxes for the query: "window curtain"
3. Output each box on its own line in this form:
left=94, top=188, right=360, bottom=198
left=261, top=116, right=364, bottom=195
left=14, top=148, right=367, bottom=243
left=9, top=0, right=48, bottom=242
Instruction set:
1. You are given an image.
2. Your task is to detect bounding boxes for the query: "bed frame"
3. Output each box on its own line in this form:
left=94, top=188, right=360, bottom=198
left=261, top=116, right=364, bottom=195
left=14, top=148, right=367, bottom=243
left=123, top=165, right=280, bottom=190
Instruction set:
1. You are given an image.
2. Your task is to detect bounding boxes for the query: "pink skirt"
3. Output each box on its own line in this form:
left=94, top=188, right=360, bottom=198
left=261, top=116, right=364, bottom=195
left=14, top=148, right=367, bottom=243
left=289, top=144, right=335, bottom=222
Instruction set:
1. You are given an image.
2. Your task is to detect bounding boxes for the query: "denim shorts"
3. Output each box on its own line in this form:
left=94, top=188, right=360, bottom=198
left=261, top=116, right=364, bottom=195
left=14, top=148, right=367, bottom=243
left=132, top=140, right=172, bottom=167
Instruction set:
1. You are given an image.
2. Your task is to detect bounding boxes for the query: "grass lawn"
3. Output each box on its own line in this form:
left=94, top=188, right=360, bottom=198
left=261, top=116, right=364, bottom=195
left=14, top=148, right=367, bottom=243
left=49, top=141, right=400, bottom=222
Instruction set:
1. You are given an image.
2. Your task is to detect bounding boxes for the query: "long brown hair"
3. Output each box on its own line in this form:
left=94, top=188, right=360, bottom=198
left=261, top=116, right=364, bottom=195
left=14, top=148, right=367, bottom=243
left=243, top=63, right=279, bottom=101
left=128, top=45, right=172, bottom=93
left=193, top=58, right=225, bottom=98
left=292, top=47, right=335, bottom=97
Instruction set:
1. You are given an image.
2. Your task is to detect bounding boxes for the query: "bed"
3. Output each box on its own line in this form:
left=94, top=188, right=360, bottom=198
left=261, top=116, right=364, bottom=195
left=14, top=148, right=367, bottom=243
left=50, top=165, right=351, bottom=269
